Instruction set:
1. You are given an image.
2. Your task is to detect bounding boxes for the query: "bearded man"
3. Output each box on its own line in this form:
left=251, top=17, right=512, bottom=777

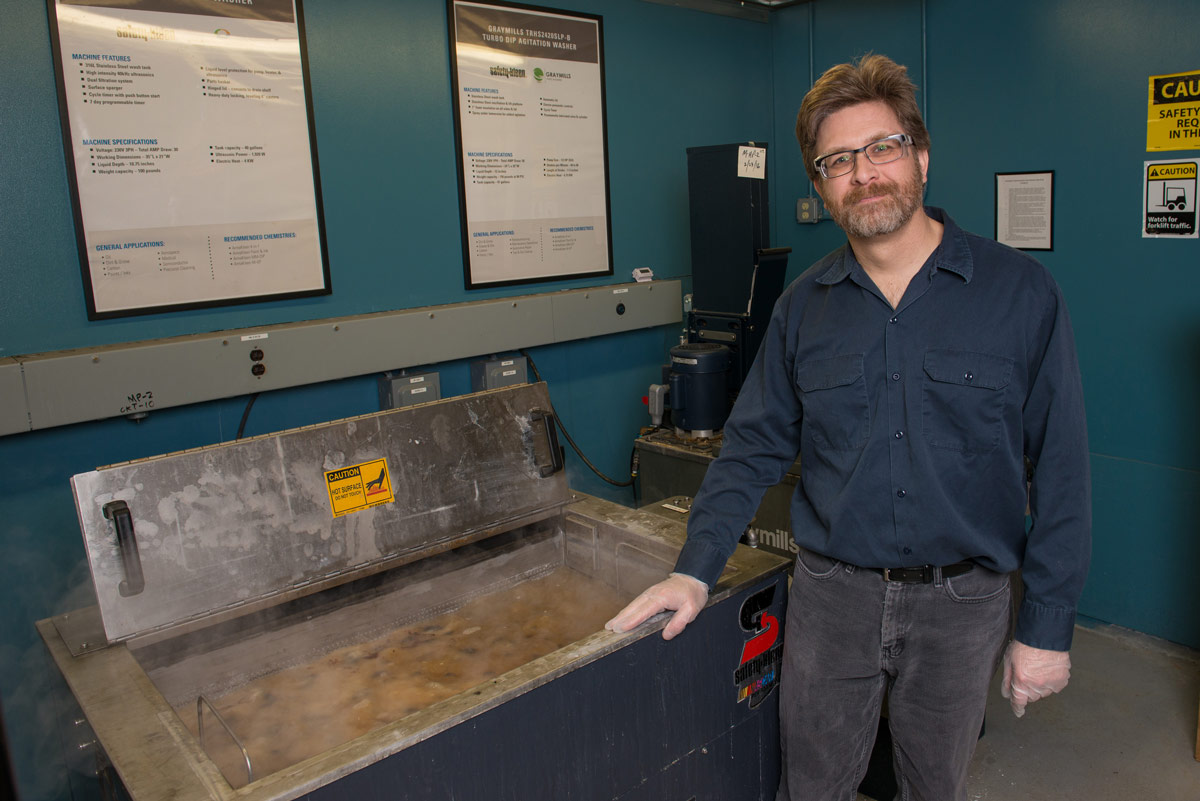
left=607, top=54, right=1091, bottom=801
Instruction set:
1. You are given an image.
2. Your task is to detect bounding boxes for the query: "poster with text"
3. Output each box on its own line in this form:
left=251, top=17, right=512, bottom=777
left=450, top=0, right=612, bottom=288
left=995, top=171, right=1053, bottom=250
left=47, top=0, right=330, bottom=319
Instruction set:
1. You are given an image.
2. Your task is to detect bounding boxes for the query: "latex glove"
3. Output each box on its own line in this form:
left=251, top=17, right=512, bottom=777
left=1000, top=640, right=1071, bottom=718
left=604, top=573, right=709, bottom=640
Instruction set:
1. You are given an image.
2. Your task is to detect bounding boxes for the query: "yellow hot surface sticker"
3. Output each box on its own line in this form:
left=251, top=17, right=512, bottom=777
left=325, top=459, right=393, bottom=518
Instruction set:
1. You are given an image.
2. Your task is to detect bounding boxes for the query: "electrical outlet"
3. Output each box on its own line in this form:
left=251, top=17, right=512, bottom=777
left=796, top=196, right=821, bottom=224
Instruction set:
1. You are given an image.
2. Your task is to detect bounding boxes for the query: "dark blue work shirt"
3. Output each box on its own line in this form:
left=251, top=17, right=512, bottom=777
left=674, top=208, right=1091, bottom=652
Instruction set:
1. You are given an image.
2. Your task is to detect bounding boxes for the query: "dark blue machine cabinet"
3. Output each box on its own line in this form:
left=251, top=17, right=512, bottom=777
left=685, top=144, right=789, bottom=400
left=686, top=143, right=771, bottom=316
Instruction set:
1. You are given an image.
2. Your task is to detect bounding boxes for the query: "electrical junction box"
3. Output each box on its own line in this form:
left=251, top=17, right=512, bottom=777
left=470, top=356, right=528, bottom=392
left=378, top=371, right=441, bottom=410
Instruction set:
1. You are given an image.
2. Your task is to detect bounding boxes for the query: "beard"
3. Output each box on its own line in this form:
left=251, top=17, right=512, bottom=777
left=825, top=158, right=925, bottom=239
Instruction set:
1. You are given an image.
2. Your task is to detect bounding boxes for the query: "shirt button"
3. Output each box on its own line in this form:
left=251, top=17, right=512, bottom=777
left=902, top=547, right=912, bottom=555
left=889, top=317, right=898, bottom=324
left=964, top=371, right=974, bottom=381
left=896, top=488, right=907, bottom=498
left=894, top=430, right=904, bottom=439
left=891, top=372, right=900, bottom=381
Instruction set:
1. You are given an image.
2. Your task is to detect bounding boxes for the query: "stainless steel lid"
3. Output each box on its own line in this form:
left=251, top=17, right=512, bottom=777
left=71, top=383, right=568, bottom=643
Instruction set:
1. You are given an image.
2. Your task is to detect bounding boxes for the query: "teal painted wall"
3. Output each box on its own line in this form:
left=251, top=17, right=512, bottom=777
left=2, top=1, right=1198, bottom=799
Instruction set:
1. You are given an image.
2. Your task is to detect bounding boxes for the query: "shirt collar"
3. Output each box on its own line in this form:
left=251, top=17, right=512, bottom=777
left=815, top=206, right=974, bottom=285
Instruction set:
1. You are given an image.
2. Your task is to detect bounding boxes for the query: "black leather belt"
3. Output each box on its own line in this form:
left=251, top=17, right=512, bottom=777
left=867, top=562, right=974, bottom=583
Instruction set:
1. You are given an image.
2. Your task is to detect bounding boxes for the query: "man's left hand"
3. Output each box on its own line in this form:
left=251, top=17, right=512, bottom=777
left=1000, top=640, right=1071, bottom=718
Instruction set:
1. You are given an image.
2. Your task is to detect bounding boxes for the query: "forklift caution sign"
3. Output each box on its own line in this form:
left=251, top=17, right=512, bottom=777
left=325, top=458, right=394, bottom=517
left=1143, top=160, right=1198, bottom=238
left=1147, top=70, right=1200, bottom=151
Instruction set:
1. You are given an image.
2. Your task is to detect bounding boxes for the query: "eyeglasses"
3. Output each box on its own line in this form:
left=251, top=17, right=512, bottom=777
left=813, top=133, right=913, bottom=179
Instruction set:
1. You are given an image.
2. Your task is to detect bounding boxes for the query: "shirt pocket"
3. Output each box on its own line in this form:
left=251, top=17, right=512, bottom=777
left=795, top=353, right=869, bottom=451
left=921, top=349, right=1014, bottom=453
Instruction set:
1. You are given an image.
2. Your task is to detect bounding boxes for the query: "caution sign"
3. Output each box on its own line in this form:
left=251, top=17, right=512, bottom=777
left=1147, top=70, right=1200, bottom=151
left=1143, top=160, right=1198, bottom=238
left=324, top=458, right=394, bottom=517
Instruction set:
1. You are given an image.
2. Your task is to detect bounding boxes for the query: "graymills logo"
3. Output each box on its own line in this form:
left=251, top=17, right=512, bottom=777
left=534, top=67, right=544, bottom=82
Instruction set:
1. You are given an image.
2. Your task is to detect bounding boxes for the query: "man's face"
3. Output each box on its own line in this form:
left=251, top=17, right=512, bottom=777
left=813, top=100, right=928, bottom=240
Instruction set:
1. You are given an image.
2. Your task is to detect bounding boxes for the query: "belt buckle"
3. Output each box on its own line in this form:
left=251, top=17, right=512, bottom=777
left=882, top=567, right=893, bottom=582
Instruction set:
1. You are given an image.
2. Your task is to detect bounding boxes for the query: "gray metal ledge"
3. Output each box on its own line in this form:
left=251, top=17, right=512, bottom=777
left=0, top=359, right=28, bottom=436
left=2, top=280, right=681, bottom=434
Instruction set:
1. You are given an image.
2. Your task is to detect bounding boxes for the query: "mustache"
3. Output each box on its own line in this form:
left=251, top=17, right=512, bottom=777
left=844, top=181, right=900, bottom=204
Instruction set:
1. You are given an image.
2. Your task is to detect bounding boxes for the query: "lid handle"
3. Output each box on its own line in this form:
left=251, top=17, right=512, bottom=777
left=531, top=409, right=564, bottom=477
left=103, top=500, right=145, bottom=597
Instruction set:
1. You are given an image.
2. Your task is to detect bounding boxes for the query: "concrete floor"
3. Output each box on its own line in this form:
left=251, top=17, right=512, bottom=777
left=859, top=622, right=1200, bottom=801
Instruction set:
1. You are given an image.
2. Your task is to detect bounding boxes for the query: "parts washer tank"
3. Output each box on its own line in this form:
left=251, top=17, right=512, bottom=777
left=39, top=382, right=788, bottom=801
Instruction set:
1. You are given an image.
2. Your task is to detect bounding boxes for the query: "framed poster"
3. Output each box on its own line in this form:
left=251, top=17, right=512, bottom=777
left=448, top=0, right=613, bottom=289
left=995, top=171, right=1054, bottom=251
left=46, top=0, right=330, bottom=320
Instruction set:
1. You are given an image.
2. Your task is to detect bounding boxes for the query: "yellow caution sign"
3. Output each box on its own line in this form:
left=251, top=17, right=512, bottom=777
left=1147, top=70, right=1200, bottom=151
left=324, top=458, right=394, bottom=518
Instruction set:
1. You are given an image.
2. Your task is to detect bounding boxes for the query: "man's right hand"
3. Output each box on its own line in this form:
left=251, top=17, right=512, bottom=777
left=1000, top=640, right=1072, bottom=718
left=604, top=573, right=709, bottom=640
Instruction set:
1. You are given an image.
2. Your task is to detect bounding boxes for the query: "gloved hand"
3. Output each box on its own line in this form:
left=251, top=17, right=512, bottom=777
left=604, top=572, right=709, bottom=640
left=1000, top=640, right=1071, bottom=718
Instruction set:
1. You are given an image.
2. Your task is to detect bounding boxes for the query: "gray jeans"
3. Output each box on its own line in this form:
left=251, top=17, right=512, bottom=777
left=775, top=548, right=1011, bottom=801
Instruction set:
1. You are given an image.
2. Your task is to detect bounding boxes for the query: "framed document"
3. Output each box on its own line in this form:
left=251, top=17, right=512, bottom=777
left=449, top=0, right=613, bottom=289
left=46, top=0, right=330, bottom=319
left=995, top=171, right=1054, bottom=251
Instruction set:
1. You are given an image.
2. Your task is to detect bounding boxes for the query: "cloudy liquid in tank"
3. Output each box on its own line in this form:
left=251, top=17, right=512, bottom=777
left=177, top=568, right=627, bottom=788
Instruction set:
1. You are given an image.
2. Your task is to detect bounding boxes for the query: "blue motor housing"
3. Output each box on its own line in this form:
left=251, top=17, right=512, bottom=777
left=668, top=343, right=731, bottom=435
